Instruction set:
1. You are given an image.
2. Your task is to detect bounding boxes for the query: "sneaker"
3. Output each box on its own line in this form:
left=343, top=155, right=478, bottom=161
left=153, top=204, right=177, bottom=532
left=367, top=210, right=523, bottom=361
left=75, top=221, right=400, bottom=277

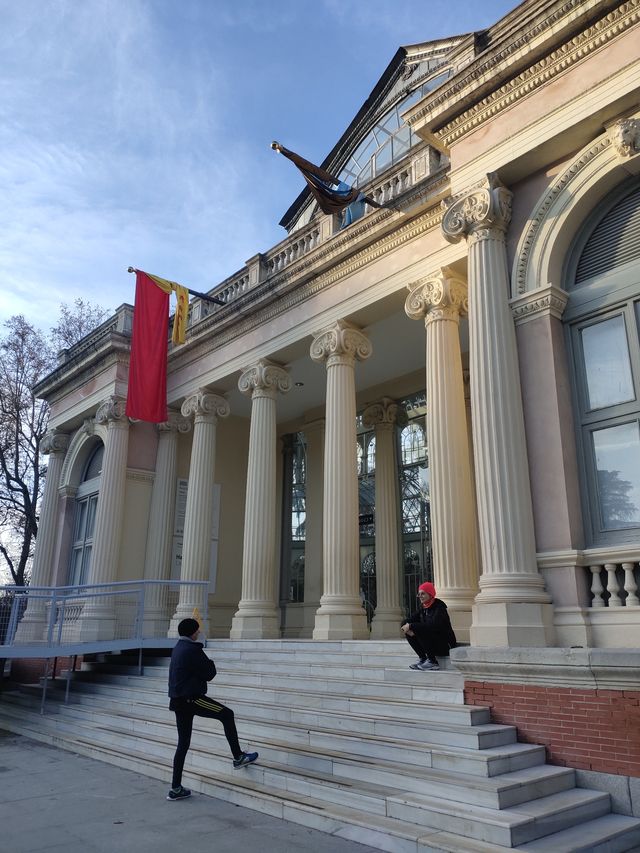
left=166, top=785, right=191, bottom=801
left=409, top=660, right=426, bottom=670
left=233, top=751, right=259, bottom=769
left=417, top=660, right=440, bottom=671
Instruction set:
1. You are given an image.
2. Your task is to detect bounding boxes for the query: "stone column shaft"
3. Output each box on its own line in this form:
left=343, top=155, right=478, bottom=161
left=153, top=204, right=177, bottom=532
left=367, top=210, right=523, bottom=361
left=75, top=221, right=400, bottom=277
left=231, top=360, right=291, bottom=639
left=406, top=269, right=479, bottom=642
left=443, top=174, right=554, bottom=647
left=169, top=391, right=229, bottom=637
left=363, top=400, right=405, bottom=639
left=15, top=431, right=69, bottom=641
left=143, top=412, right=190, bottom=635
left=311, top=319, right=372, bottom=640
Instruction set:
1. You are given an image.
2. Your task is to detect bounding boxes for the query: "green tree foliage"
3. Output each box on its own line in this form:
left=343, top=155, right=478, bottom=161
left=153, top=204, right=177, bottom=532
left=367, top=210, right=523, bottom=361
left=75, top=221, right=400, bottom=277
left=0, top=300, right=109, bottom=586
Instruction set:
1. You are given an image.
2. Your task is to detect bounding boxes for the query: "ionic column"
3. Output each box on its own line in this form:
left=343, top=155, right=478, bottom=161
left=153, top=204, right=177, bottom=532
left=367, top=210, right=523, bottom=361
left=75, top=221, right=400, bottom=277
left=78, top=396, right=129, bottom=640
left=311, top=319, right=372, bottom=640
left=231, top=360, right=291, bottom=639
left=169, top=391, right=229, bottom=638
left=442, top=174, right=554, bottom=647
left=405, top=269, right=479, bottom=642
left=143, top=411, right=191, bottom=636
left=363, top=399, right=406, bottom=638
left=15, top=431, right=69, bottom=642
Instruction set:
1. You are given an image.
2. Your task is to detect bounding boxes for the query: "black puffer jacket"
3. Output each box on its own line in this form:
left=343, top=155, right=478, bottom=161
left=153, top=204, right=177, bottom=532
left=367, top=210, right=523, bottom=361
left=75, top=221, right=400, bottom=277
left=403, top=598, right=457, bottom=655
left=168, top=637, right=216, bottom=699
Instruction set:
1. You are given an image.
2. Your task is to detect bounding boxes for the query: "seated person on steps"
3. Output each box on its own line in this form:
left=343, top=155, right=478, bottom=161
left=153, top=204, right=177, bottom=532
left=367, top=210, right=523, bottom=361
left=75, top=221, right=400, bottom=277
left=401, top=581, right=457, bottom=672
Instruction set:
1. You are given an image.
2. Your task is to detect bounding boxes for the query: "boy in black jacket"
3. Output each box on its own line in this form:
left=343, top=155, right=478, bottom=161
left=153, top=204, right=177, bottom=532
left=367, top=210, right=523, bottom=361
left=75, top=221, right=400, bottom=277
left=166, top=618, right=258, bottom=801
left=401, top=581, right=457, bottom=671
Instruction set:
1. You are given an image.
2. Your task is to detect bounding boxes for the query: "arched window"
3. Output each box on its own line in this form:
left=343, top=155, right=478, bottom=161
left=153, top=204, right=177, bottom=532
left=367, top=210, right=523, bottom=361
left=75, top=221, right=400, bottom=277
left=400, top=422, right=427, bottom=465
left=69, top=442, right=103, bottom=586
left=566, top=179, right=640, bottom=545
left=366, top=435, right=376, bottom=473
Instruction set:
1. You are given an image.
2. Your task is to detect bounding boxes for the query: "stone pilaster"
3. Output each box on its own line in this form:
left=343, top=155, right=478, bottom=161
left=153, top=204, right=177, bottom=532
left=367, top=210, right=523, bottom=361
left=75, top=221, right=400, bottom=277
left=169, top=391, right=230, bottom=638
left=442, top=174, right=554, bottom=647
left=310, top=319, right=372, bottom=640
left=363, top=399, right=406, bottom=638
left=231, top=360, right=291, bottom=639
left=405, top=268, right=479, bottom=643
left=142, top=411, right=191, bottom=636
left=78, top=396, right=129, bottom=641
left=15, top=431, right=69, bottom=642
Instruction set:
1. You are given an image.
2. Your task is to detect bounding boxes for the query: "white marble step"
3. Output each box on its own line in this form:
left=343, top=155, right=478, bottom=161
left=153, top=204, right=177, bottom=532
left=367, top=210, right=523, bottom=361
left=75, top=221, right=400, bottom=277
left=0, top=699, right=631, bottom=851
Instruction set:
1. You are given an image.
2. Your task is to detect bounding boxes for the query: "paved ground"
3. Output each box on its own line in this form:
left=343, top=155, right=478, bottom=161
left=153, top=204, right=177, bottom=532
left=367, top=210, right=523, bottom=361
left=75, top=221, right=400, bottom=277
left=0, top=729, right=380, bottom=853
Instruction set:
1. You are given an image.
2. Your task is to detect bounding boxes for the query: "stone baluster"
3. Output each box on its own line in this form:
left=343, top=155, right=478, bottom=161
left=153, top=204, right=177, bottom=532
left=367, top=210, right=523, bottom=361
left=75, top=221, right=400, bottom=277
left=363, top=399, right=406, bottom=638
left=231, top=360, right=291, bottom=639
left=442, top=174, right=554, bottom=646
left=605, top=563, right=622, bottom=607
left=590, top=565, right=605, bottom=607
left=169, top=391, right=229, bottom=637
left=622, top=562, right=639, bottom=606
left=310, top=319, right=372, bottom=640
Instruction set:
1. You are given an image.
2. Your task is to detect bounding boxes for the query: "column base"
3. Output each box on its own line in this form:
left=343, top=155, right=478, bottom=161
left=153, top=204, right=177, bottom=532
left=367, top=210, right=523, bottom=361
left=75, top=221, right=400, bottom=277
left=13, top=610, right=48, bottom=644
left=141, top=613, right=172, bottom=639
left=230, top=601, right=281, bottom=639
left=313, top=608, right=369, bottom=640
left=370, top=608, right=404, bottom=640
left=75, top=608, right=118, bottom=642
left=168, top=606, right=209, bottom=641
left=470, top=600, right=555, bottom=647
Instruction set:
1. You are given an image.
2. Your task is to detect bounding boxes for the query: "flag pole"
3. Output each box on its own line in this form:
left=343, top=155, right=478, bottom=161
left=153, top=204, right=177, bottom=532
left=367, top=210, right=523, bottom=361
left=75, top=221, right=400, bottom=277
left=127, top=267, right=226, bottom=306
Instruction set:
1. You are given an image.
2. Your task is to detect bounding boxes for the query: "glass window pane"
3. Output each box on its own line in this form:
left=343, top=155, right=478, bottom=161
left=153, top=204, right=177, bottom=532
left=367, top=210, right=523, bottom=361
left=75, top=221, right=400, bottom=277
left=593, top=422, right=640, bottom=529
left=73, top=501, right=87, bottom=543
left=86, top=495, right=98, bottom=540
left=581, top=316, right=634, bottom=409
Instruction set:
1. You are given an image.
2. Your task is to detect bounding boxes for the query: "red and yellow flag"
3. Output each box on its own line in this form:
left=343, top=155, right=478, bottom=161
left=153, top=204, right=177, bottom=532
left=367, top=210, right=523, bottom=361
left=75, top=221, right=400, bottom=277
left=125, top=270, right=189, bottom=423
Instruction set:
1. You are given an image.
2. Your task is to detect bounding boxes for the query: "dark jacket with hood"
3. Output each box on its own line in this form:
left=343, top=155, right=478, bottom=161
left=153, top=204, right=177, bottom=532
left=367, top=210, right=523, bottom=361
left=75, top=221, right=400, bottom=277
left=404, top=598, right=457, bottom=656
left=168, top=636, right=216, bottom=700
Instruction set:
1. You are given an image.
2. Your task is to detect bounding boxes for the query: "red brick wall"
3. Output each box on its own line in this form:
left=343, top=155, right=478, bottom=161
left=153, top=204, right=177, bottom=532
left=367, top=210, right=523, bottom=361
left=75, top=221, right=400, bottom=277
left=7, top=656, right=82, bottom=685
left=464, top=681, right=640, bottom=777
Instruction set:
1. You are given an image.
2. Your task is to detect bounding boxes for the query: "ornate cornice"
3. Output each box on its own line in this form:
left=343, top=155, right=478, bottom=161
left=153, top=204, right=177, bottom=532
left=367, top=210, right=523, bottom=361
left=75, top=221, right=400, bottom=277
left=362, top=397, right=408, bottom=429
left=510, top=285, right=570, bottom=325
left=41, top=431, right=70, bottom=455
left=310, top=319, right=372, bottom=368
left=405, top=266, right=468, bottom=324
left=238, top=359, right=292, bottom=398
left=95, top=395, right=128, bottom=426
left=181, top=391, right=230, bottom=421
left=442, top=173, right=512, bottom=244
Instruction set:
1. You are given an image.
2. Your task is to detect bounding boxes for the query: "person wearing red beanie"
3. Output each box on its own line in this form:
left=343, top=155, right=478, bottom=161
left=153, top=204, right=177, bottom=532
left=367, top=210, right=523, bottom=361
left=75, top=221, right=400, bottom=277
left=400, top=581, right=457, bottom=671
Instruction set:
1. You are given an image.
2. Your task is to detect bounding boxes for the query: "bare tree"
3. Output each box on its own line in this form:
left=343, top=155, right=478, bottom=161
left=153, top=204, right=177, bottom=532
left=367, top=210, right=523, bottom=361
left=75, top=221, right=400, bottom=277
left=0, top=301, right=109, bottom=586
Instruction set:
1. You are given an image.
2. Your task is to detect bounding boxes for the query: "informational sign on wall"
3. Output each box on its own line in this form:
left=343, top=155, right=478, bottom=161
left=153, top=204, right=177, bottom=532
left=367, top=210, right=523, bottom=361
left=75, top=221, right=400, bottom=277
left=171, top=478, right=220, bottom=593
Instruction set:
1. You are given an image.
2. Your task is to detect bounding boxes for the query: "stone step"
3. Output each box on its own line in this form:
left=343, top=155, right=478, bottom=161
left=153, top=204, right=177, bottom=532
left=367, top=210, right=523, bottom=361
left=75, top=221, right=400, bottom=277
left=5, top=686, right=539, bottom=776
left=0, top=699, right=631, bottom=850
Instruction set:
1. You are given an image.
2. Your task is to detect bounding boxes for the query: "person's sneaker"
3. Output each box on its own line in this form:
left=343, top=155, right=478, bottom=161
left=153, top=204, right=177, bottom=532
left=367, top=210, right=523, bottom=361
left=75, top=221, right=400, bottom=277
left=166, top=785, right=191, bottom=801
left=233, top=751, right=259, bottom=769
left=417, top=660, right=440, bottom=671
left=409, top=660, right=426, bottom=670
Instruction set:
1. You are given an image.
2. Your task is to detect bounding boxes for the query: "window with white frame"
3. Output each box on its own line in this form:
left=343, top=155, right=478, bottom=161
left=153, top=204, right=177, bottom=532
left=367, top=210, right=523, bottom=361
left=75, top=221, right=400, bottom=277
left=69, top=443, right=103, bottom=586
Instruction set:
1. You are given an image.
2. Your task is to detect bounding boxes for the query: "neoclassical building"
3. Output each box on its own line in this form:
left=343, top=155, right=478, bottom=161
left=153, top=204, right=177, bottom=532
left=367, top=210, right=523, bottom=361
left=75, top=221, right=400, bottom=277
left=27, top=0, right=640, bottom=784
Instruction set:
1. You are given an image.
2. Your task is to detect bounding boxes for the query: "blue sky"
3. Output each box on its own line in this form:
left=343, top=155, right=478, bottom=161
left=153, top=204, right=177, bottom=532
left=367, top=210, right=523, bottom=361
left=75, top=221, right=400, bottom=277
left=0, top=0, right=517, bottom=329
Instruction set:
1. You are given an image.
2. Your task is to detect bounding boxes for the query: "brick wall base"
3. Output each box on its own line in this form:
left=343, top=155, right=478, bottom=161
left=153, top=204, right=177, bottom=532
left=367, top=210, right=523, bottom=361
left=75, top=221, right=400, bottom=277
left=464, top=681, right=640, bottom=777
left=5, top=657, right=82, bottom=685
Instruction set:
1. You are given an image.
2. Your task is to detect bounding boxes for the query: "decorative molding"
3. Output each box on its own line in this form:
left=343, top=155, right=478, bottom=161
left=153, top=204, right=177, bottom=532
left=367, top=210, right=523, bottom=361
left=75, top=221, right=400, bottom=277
left=238, top=359, right=291, bottom=398
left=510, top=284, right=570, bottom=325
left=514, top=136, right=611, bottom=296
left=41, top=431, right=70, bottom=456
left=181, top=390, right=230, bottom=421
left=126, top=469, right=155, bottom=485
left=95, top=395, right=128, bottom=425
left=405, top=266, right=468, bottom=323
left=610, top=116, right=640, bottom=158
left=362, top=397, right=408, bottom=429
left=310, top=319, right=372, bottom=367
left=442, top=173, right=512, bottom=244
left=158, top=411, right=192, bottom=434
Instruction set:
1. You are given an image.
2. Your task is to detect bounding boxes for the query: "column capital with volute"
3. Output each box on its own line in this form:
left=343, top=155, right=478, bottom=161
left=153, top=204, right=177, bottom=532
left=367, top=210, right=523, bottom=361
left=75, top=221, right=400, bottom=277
left=95, top=395, right=128, bottom=426
left=362, top=397, right=408, bottom=431
left=181, top=390, right=230, bottom=421
left=238, top=359, right=291, bottom=400
left=158, top=409, right=192, bottom=435
left=405, top=267, right=468, bottom=325
left=310, top=319, right=372, bottom=368
left=442, top=173, right=512, bottom=245
left=41, top=431, right=70, bottom=456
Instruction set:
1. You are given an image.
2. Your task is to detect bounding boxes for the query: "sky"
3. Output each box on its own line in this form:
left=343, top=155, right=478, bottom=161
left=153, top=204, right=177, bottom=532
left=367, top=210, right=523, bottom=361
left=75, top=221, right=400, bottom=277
left=0, top=0, right=518, bottom=331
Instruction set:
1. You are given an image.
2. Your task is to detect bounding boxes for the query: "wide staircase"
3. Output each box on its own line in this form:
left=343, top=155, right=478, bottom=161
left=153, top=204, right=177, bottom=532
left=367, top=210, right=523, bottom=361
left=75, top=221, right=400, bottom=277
left=1, top=639, right=639, bottom=852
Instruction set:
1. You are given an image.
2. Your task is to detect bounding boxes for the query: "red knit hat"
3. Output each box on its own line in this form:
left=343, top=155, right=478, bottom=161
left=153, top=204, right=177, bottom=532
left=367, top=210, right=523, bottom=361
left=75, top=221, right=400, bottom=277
left=418, top=581, right=436, bottom=598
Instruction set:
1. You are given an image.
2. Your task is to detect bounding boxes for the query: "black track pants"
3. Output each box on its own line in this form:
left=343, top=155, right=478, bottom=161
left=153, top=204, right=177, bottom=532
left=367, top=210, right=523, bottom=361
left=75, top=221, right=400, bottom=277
left=171, top=696, right=242, bottom=788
